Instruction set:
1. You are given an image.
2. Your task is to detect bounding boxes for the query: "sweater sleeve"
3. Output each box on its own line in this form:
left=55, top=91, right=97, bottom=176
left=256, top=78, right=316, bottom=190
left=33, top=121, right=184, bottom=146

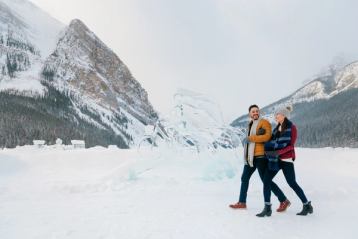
left=248, top=119, right=272, bottom=143
left=278, top=124, right=297, bottom=155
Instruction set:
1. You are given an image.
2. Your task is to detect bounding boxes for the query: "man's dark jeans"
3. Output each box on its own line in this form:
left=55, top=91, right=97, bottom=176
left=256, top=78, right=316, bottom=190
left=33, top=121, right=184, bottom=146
left=239, top=156, right=287, bottom=203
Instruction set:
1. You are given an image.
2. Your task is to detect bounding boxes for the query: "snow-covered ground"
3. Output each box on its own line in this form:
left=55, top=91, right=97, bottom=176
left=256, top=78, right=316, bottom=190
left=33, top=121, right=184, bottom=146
left=0, top=146, right=357, bottom=239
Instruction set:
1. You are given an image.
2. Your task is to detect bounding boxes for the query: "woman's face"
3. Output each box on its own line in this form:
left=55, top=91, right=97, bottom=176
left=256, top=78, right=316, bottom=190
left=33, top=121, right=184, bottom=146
left=275, top=113, right=285, bottom=124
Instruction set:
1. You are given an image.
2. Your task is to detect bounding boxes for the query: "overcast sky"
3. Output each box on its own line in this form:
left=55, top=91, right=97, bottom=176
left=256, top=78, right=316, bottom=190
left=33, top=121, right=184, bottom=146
left=30, top=0, right=358, bottom=122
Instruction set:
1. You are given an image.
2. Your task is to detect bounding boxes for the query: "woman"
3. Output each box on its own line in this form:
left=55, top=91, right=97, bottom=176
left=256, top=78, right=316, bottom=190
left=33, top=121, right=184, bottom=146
left=256, top=105, right=313, bottom=217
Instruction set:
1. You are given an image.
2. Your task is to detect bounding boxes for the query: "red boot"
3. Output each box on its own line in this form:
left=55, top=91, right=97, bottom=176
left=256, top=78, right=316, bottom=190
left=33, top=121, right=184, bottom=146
left=277, top=200, right=291, bottom=212
left=229, top=202, right=247, bottom=209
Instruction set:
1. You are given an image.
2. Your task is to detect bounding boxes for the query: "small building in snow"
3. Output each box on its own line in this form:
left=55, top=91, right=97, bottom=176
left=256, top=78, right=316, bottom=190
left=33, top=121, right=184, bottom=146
left=71, top=140, right=85, bottom=149
left=33, top=140, right=46, bottom=148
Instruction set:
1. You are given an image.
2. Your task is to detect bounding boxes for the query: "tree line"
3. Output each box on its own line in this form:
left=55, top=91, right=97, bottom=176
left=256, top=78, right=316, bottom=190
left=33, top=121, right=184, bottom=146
left=0, top=82, right=131, bottom=148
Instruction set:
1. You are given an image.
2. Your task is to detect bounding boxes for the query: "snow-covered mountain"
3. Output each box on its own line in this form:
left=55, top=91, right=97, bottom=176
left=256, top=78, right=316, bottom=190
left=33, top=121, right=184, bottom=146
left=0, top=0, right=157, bottom=148
left=0, top=0, right=63, bottom=93
left=0, top=0, right=63, bottom=58
left=282, top=61, right=358, bottom=104
left=42, top=19, right=156, bottom=126
left=232, top=61, right=358, bottom=147
left=260, top=61, right=358, bottom=120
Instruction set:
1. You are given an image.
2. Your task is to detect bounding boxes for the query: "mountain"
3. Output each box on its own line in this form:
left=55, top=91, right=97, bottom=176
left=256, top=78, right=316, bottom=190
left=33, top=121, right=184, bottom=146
left=0, top=0, right=62, bottom=94
left=0, top=0, right=157, bottom=148
left=232, top=61, right=358, bottom=147
left=42, top=19, right=156, bottom=126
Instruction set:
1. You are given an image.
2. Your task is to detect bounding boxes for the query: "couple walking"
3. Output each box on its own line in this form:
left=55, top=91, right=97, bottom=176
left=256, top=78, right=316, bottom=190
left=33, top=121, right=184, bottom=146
left=230, top=104, right=313, bottom=217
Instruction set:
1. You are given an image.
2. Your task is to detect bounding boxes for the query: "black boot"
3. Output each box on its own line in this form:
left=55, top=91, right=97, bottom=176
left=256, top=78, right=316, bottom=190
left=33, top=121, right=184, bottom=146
left=297, top=201, right=313, bottom=216
left=256, top=204, right=272, bottom=217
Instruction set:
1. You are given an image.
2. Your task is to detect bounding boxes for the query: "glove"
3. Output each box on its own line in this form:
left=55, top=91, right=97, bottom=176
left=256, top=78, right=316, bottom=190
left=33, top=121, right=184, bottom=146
left=265, top=150, right=279, bottom=158
left=257, top=128, right=266, bottom=135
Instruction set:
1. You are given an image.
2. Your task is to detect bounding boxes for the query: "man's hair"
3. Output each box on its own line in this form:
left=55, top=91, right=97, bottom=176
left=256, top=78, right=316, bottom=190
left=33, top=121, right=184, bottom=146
left=248, top=104, right=259, bottom=112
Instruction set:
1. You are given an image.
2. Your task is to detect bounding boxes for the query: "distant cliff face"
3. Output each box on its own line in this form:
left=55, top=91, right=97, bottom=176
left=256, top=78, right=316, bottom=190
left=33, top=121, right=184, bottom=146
left=43, top=19, right=157, bottom=125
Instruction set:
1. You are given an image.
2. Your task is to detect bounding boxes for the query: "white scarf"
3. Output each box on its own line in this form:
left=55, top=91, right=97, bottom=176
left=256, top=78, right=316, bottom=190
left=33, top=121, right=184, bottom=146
left=244, top=118, right=261, bottom=167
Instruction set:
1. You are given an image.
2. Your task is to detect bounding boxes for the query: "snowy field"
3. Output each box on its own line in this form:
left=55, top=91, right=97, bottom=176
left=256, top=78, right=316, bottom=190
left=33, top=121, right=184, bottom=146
left=0, top=146, right=357, bottom=239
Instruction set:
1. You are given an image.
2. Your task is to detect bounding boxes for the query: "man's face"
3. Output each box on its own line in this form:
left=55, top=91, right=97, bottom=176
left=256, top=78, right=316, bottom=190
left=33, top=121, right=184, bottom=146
left=249, top=107, right=260, bottom=120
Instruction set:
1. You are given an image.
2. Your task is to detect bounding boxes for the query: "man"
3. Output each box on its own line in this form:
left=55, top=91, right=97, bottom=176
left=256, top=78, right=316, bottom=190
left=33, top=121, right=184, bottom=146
left=229, top=105, right=290, bottom=212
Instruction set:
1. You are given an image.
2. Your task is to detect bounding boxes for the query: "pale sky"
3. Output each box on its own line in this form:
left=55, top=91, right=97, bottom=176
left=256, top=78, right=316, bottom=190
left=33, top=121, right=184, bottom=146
left=29, top=0, right=358, bottom=122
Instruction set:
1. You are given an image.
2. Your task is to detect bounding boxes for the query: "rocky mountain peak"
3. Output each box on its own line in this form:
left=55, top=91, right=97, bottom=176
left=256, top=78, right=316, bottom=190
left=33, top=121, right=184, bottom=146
left=69, top=18, right=87, bottom=29
left=43, top=18, right=157, bottom=125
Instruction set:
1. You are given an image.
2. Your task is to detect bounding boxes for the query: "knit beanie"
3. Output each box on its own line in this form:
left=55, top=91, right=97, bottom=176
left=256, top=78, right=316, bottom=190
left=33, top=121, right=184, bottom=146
left=275, top=105, right=293, bottom=118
